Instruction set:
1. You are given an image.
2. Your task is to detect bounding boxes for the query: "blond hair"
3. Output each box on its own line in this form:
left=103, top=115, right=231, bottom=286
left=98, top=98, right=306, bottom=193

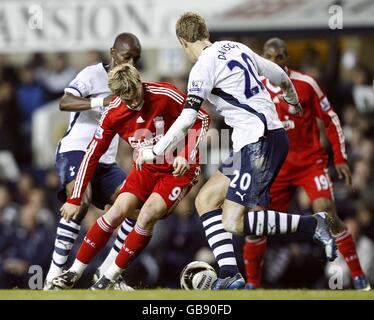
left=108, top=64, right=141, bottom=101
left=176, top=12, right=209, bottom=43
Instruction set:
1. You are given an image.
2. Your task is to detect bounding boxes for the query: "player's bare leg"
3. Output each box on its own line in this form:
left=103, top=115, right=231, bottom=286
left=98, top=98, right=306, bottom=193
left=44, top=181, right=92, bottom=289
left=95, top=184, right=137, bottom=289
left=52, top=192, right=141, bottom=289
left=92, top=193, right=168, bottom=289
left=313, top=197, right=370, bottom=290
left=195, top=171, right=228, bottom=214
left=195, top=171, right=245, bottom=288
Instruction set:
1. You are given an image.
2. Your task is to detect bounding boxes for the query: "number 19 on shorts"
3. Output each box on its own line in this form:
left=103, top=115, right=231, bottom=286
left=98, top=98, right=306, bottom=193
left=314, top=174, right=330, bottom=191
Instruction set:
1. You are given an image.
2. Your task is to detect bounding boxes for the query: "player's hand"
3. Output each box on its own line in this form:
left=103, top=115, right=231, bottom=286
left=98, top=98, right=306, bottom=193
left=60, top=202, right=81, bottom=222
left=103, top=94, right=115, bottom=106
left=335, top=163, right=352, bottom=186
left=172, top=156, right=189, bottom=176
left=136, top=148, right=156, bottom=171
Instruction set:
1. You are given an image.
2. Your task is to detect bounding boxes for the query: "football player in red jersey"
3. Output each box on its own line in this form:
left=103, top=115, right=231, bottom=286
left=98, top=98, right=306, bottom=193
left=51, top=63, right=210, bottom=289
left=243, top=38, right=370, bottom=290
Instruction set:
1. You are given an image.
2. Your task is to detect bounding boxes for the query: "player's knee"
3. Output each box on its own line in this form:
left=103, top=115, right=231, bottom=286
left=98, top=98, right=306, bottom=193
left=221, top=211, right=242, bottom=235
left=313, top=197, right=334, bottom=214
left=137, top=210, right=160, bottom=229
left=195, top=188, right=220, bottom=215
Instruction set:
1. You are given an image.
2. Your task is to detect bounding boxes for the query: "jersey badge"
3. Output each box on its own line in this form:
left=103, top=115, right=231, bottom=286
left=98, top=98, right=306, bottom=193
left=320, top=97, right=331, bottom=112
left=189, top=80, right=203, bottom=93
left=95, top=126, right=104, bottom=139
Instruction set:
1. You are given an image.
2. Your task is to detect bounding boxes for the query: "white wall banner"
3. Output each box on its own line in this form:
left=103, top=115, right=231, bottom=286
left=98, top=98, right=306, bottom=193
left=0, top=0, right=242, bottom=53
left=210, top=0, right=374, bottom=32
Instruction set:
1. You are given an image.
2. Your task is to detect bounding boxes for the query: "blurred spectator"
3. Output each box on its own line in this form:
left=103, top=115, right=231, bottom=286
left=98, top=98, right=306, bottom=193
left=0, top=204, right=53, bottom=288
left=43, top=169, right=62, bottom=218
left=16, top=65, right=46, bottom=132
left=0, top=184, right=18, bottom=227
left=15, top=173, right=35, bottom=205
left=352, top=65, right=374, bottom=114
left=16, top=65, right=46, bottom=164
left=27, top=187, right=54, bottom=230
left=86, top=50, right=108, bottom=66
left=37, top=53, right=77, bottom=101
left=299, top=46, right=323, bottom=82
left=0, top=55, right=18, bottom=85
left=0, top=81, right=22, bottom=158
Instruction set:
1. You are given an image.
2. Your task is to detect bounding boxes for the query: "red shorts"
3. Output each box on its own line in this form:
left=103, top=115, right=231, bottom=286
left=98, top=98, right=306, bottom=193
left=270, top=161, right=334, bottom=212
left=119, top=164, right=200, bottom=212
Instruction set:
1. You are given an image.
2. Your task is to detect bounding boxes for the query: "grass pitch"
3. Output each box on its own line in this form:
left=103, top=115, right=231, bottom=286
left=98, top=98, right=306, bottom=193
left=0, top=289, right=373, bottom=300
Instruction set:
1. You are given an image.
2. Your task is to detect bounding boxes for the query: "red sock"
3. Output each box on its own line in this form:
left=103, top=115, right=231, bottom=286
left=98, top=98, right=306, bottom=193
left=336, top=229, right=364, bottom=278
left=76, top=216, right=115, bottom=264
left=115, top=224, right=152, bottom=269
left=243, top=237, right=267, bottom=288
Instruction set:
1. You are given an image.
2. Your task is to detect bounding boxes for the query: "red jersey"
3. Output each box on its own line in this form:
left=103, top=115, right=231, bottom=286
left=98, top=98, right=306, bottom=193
left=68, top=82, right=210, bottom=206
left=263, top=69, right=347, bottom=168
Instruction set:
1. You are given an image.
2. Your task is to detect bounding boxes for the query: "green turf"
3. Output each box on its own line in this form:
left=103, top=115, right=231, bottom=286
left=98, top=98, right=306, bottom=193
left=0, top=289, right=373, bottom=300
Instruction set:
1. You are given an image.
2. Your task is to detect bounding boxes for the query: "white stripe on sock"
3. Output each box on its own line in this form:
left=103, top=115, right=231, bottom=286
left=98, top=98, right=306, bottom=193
left=208, top=233, right=232, bottom=247
left=267, top=210, right=276, bottom=235
left=202, top=215, right=222, bottom=227
left=205, top=223, right=224, bottom=236
left=256, top=211, right=264, bottom=236
left=279, top=213, right=288, bottom=233
left=213, top=244, right=235, bottom=257
left=218, top=257, right=237, bottom=267
left=291, top=215, right=300, bottom=232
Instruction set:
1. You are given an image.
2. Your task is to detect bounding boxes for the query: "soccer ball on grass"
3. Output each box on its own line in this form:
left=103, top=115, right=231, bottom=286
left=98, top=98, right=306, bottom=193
left=180, top=261, right=217, bottom=290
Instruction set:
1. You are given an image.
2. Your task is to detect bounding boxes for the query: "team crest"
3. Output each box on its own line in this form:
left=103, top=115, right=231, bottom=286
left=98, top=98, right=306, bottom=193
left=153, top=116, right=164, bottom=129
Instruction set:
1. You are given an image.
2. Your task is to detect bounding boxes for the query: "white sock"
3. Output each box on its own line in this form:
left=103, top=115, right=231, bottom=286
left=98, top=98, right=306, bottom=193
left=104, top=263, right=123, bottom=281
left=97, top=248, right=118, bottom=276
left=45, top=261, right=63, bottom=282
left=69, top=259, right=88, bottom=277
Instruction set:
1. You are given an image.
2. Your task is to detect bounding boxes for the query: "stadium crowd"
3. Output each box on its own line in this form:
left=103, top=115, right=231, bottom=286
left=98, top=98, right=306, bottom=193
left=0, top=44, right=373, bottom=289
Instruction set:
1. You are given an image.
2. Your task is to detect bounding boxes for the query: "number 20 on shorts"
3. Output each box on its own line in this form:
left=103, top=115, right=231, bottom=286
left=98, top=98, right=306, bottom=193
left=230, top=170, right=251, bottom=191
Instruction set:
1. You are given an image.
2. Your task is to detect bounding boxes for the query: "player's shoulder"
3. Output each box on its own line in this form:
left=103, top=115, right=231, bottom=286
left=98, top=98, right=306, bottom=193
left=289, top=69, right=324, bottom=98
left=76, top=63, right=106, bottom=80
left=144, top=82, right=186, bottom=104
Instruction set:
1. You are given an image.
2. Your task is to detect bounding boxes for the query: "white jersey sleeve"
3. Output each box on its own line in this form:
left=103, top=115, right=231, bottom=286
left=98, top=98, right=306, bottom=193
left=187, top=58, right=214, bottom=101
left=64, top=67, right=95, bottom=97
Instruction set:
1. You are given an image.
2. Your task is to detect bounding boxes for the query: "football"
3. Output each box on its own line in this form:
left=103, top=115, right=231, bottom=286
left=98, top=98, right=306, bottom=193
left=180, top=261, right=217, bottom=290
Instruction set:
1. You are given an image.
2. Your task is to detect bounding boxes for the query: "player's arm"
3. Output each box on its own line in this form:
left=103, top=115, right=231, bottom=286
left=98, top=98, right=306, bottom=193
left=312, top=87, right=351, bottom=185
left=61, top=115, right=116, bottom=221
left=252, top=52, right=302, bottom=115
left=173, top=108, right=211, bottom=176
left=60, top=67, right=113, bottom=111
left=60, top=92, right=114, bottom=111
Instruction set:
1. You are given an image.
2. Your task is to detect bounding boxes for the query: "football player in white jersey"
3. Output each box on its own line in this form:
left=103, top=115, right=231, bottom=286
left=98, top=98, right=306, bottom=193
left=44, top=33, right=141, bottom=290
left=137, top=12, right=337, bottom=289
